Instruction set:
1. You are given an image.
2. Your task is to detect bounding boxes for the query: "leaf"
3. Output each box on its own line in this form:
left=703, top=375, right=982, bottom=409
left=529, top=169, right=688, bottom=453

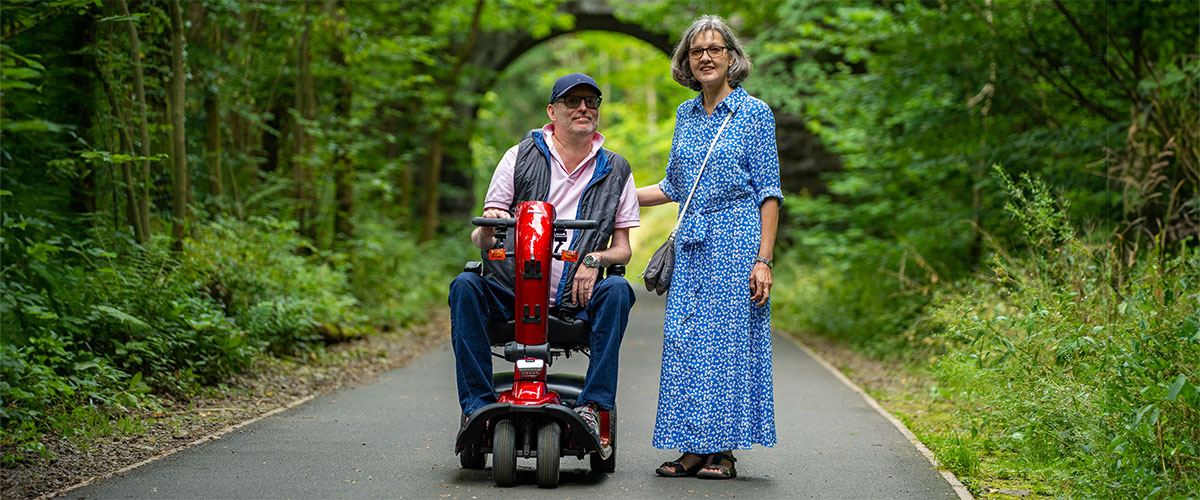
left=1132, top=403, right=1155, bottom=428
left=2, top=119, right=64, bottom=133
left=1166, top=374, right=1187, bottom=402
left=93, top=305, right=151, bottom=331
left=1, top=67, right=41, bottom=80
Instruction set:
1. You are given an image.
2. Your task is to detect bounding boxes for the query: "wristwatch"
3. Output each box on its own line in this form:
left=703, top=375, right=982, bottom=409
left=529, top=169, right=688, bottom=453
left=754, top=256, right=774, bottom=269
left=581, top=254, right=601, bottom=269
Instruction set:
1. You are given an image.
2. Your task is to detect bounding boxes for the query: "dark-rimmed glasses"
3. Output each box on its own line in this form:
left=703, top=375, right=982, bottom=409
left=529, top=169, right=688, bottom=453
left=554, top=95, right=602, bottom=109
left=688, top=46, right=728, bottom=59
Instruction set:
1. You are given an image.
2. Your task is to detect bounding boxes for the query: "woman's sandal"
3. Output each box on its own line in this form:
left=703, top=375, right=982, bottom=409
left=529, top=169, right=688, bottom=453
left=655, top=453, right=708, bottom=477
left=696, top=452, right=737, bottom=480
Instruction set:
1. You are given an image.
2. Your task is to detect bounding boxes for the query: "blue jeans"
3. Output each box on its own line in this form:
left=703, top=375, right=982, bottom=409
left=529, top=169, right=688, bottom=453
left=449, top=272, right=635, bottom=417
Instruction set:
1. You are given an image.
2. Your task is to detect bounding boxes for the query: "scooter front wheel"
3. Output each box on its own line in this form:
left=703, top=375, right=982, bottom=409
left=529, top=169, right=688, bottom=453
left=492, top=419, right=517, bottom=487
left=536, top=422, right=561, bottom=488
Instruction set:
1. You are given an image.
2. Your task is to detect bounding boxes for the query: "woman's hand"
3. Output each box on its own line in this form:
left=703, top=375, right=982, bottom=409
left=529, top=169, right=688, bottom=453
left=637, top=185, right=671, bottom=207
left=749, top=261, right=773, bottom=306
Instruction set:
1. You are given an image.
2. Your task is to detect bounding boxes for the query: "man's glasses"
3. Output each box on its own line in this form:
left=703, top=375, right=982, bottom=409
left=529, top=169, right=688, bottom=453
left=554, top=95, right=602, bottom=109
left=688, top=46, right=728, bottom=59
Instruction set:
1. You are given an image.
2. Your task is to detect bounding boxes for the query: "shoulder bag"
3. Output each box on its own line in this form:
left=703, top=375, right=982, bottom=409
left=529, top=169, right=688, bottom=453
left=642, top=110, right=733, bottom=295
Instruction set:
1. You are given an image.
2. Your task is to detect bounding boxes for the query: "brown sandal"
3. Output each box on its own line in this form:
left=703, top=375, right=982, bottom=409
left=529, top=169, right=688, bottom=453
left=697, top=452, right=737, bottom=479
left=655, top=453, right=707, bottom=477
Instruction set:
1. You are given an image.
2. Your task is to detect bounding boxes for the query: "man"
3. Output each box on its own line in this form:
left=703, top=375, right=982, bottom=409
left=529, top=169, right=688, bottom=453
left=448, top=73, right=639, bottom=437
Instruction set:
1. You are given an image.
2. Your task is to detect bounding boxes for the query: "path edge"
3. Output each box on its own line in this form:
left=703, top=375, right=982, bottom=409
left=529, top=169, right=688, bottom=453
left=781, top=333, right=975, bottom=500
left=37, top=393, right=319, bottom=500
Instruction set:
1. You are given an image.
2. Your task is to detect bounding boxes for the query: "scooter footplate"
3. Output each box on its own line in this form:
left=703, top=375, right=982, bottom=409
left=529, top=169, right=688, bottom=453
left=454, top=402, right=609, bottom=460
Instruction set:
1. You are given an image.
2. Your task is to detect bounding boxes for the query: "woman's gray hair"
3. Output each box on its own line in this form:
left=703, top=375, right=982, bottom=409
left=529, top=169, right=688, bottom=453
left=671, top=15, right=752, bottom=91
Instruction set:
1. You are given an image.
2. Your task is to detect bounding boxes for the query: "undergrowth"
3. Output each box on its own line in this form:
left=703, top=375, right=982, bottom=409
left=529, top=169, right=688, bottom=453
left=922, top=170, right=1199, bottom=498
left=0, top=214, right=466, bottom=465
left=775, top=168, right=1199, bottom=497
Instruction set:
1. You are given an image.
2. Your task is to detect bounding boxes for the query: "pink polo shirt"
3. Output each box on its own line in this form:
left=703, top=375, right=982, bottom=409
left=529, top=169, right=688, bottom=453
left=483, top=124, right=640, bottom=305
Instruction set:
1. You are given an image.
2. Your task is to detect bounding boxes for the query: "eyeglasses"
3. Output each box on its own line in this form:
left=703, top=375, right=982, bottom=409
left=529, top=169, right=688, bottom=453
left=554, top=95, right=602, bottom=109
left=688, top=46, right=728, bottom=59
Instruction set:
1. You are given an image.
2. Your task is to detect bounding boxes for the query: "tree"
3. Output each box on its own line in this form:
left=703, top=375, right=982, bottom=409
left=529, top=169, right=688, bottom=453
left=327, top=0, right=354, bottom=242
left=116, top=0, right=152, bottom=243
left=168, top=0, right=189, bottom=249
left=420, top=0, right=485, bottom=242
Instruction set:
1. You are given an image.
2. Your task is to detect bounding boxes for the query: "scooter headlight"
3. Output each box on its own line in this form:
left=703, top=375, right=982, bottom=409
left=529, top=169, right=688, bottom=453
left=516, top=358, right=545, bottom=380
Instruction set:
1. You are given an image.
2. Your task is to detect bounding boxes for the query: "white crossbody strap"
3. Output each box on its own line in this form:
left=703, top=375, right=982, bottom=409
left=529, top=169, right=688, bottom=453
left=670, top=110, right=733, bottom=237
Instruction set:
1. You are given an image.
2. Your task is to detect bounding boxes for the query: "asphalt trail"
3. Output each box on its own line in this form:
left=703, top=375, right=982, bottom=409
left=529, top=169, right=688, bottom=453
left=70, top=287, right=958, bottom=499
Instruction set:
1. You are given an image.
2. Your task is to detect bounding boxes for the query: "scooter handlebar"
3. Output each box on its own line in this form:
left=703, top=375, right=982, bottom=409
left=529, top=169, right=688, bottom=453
left=471, top=217, right=597, bottom=230
left=471, top=217, right=516, bottom=227
left=554, top=219, right=599, bottom=230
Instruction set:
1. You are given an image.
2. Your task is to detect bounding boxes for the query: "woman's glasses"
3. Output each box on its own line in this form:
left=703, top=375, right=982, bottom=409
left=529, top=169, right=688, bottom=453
left=688, top=46, right=728, bottom=59
left=554, top=96, right=602, bottom=109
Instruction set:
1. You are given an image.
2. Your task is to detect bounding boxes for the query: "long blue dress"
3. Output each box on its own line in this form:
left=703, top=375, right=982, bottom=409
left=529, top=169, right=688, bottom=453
left=652, top=87, right=782, bottom=453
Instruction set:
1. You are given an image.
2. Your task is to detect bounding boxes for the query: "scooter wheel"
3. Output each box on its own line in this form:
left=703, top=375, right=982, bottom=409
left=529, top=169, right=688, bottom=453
left=492, top=419, right=517, bottom=487
left=536, top=422, right=561, bottom=488
left=589, top=407, right=617, bottom=473
left=460, top=447, right=485, bottom=470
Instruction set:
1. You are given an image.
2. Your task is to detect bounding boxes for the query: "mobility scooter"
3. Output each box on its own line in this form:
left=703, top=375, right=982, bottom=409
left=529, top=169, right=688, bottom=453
left=455, top=200, right=621, bottom=488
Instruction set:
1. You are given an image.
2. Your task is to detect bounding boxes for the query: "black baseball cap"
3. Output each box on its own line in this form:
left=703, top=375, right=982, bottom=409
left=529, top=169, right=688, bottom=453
left=549, top=73, right=602, bottom=104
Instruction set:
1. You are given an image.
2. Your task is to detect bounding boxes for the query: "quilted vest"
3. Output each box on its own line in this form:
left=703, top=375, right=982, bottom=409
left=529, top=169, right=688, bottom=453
left=481, top=130, right=632, bottom=315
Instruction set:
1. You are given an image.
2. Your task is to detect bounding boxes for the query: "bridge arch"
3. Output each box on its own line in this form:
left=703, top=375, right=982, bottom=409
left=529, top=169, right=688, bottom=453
left=440, top=1, right=839, bottom=218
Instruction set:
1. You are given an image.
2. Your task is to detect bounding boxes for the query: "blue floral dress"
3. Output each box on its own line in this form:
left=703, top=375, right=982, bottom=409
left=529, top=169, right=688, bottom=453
left=652, top=87, right=782, bottom=453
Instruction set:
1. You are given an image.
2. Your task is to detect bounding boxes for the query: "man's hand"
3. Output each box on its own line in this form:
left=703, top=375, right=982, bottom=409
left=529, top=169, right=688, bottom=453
left=471, top=209, right=512, bottom=249
left=571, top=257, right=601, bottom=307
left=481, top=208, right=511, bottom=219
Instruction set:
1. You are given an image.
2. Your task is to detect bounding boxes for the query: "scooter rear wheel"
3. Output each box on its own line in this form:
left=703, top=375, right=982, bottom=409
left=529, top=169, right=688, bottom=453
left=492, top=419, right=517, bottom=487
left=459, top=447, right=485, bottom=470
left=589, top=407, right=617, bottom=473
left=536, top=422, right=561, bottom=488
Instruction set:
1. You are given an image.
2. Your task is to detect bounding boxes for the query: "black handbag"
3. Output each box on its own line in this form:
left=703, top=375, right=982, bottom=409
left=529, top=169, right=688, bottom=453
left=642, top=111, right=733, bottom=295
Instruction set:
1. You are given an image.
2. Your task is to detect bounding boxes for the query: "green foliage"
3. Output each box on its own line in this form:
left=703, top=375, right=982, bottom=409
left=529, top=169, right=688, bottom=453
left=184, top=216, right=360, bottom=353
left=342, top=218, right=473, bottom=328
left=918, top=170, right=1200, bottom=497
left=0, top=214, right=362, bottom=461
left=474, top=30, right=692, bottom=203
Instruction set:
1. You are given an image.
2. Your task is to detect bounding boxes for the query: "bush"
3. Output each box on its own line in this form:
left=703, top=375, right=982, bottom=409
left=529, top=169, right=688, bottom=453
left=342, top=218, right=473, bottom=328
left=922, top=170, right=1200, bottom=497
left=0, top=215, right=365, bottom=462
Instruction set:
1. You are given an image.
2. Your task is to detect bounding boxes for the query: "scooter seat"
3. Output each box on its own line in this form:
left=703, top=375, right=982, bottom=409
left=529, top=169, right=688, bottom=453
left=485, top=314, right=591, bottom=349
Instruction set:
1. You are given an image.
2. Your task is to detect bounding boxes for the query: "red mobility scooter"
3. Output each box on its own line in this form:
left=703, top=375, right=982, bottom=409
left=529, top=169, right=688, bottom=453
left=455, top=200, right=621, bottom=488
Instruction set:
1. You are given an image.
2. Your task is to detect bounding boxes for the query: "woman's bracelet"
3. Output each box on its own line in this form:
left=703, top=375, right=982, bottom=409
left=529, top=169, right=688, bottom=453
left=754, top=256, right=773, bottom=269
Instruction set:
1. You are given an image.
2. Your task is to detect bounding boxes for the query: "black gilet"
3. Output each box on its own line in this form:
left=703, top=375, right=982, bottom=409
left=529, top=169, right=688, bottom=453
left=481, top=129, right=632, bottom=316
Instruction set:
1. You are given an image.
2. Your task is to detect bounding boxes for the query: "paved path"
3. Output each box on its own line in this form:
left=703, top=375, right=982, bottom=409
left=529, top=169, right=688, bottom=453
left=70, top=288, right=960, bottom=499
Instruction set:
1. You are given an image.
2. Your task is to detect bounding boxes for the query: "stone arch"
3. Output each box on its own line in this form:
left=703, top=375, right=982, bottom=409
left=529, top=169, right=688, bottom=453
left=442, top=0, right=838, bottom=218
left=470, top=0, right=673, bottom=83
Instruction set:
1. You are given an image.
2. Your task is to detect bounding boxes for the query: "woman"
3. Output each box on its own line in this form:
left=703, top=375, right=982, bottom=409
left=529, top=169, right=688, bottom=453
left=637, top=15, right=781, bottom=480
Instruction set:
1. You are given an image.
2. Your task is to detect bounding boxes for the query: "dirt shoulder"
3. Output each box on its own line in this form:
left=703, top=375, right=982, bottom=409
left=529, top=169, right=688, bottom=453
left=2, top=311, right=450, bottom=500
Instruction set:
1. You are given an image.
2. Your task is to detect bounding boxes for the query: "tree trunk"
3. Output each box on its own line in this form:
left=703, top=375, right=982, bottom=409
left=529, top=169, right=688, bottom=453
left=168, top=0, right=189, bottom=250
left=292, top=6, right=315, bottom=239
left=328, top=0, right=354, bottom=242
left=117, top=0, right=152, bottom=244
left=204, top=14, right=223, bottom=204
left=420, top=0, right=485, bottom=242
left=392, top=115, right=411, bottom=220
left=68, top=12, right=97, bottom=218
left=97, top=58, right=143, bottom=241
left=205, top=93, right=223, bottom=199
